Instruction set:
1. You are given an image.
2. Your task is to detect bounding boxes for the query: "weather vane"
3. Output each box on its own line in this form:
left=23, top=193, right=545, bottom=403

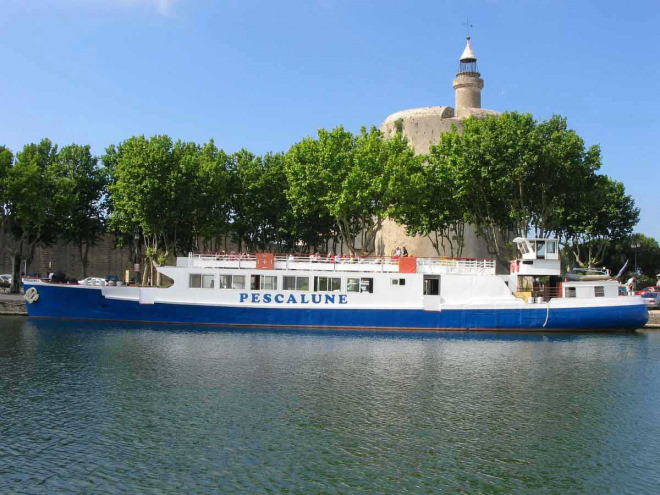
left=463, top=18, right=473, bottom=38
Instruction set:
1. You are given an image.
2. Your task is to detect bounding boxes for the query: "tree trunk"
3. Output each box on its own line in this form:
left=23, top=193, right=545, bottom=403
left=79, top=242, right=90, bottom=278
left=10, top=253, right=21, bottom=294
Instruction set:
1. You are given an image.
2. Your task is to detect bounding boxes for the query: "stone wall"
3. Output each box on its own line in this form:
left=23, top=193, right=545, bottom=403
left=0, top=233, right=132, bottom=280
left=381, top=106, right=461, bottom=155
left=374, top=220, right=496, bottom=260
left=378, top=105, right=503, bottom=260
left=0, top=233, right=243, bottom=281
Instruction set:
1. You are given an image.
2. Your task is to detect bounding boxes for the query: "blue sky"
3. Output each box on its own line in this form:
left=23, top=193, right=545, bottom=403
left=1, top=0, right=658, bottom=241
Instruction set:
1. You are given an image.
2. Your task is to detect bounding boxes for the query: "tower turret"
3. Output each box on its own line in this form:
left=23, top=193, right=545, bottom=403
left=452, top=36, right=484, bottom=118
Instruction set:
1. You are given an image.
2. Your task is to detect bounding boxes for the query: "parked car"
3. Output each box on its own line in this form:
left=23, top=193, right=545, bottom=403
left=0, top=274, right=12, bottom=284
left=641, top=292, right=660, bottom=309
left=78, top=277, right=106, bottom=286
left=635, top=286, right=660, bottom=296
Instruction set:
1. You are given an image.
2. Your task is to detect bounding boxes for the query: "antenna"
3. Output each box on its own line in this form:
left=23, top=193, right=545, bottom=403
left=463, top=18, right=473, bottom=38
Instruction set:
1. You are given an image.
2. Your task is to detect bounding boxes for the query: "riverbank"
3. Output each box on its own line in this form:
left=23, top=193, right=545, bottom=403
left=2, top=292, right=659, bottom=328
left=0, top=292, right=27, bottom=316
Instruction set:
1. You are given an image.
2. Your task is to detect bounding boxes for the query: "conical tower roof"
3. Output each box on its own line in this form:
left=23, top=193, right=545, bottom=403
left=460, top=36, right=477, bottom=62
left=456, top=36, right=480, bottom=76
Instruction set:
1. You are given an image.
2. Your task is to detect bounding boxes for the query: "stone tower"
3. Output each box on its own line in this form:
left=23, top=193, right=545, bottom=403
left=453, top=37, right=484, bottom=118
left=376, top=37, right=499, bottom=258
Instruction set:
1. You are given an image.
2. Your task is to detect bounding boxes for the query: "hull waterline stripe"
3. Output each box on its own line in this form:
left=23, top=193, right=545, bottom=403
left=26, top=315, right=640, bottom=333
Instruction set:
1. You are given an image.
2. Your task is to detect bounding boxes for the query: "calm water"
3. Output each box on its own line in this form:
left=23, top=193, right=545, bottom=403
left=1, top=318, right=660, bottom=494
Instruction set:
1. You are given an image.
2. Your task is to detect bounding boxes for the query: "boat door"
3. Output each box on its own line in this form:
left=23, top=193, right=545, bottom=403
left=423, top=275, right=441, bottom=311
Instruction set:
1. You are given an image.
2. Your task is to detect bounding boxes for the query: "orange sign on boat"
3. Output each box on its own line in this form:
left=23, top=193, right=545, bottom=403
left=398, top=257, right=417, bottom=273
left=256, top=253, right=275, bottom=270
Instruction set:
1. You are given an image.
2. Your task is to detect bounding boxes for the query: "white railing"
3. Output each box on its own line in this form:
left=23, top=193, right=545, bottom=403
left=417, top=257, right=496, bottom=275
left=178, top=253, right=496, bottom=275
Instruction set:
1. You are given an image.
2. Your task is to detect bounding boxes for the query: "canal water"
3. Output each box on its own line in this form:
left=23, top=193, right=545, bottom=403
left=1, top=318, right=659, bottom=494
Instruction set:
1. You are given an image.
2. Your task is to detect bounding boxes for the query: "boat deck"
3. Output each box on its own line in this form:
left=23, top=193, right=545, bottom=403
left=179, top=253, right=497, bottom=276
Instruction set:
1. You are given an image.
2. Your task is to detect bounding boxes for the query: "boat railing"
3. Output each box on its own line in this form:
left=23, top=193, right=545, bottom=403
left=416, top=257, right=496, bottom=275
left=180, top=253, right=496, bottom=275
left=532, top=287, right=562, bottom=301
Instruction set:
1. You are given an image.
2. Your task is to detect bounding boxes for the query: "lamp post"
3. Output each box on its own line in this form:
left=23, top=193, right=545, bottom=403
left=632, top=241, right=639, bottom=293
left=134, top=229, right=140, bottom=286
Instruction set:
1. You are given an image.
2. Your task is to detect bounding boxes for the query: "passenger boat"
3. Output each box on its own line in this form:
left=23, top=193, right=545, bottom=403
left=22, top=238, right=648, bottom=331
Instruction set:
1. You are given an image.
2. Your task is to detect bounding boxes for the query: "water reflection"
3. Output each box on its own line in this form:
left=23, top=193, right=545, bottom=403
left=1, top=319, right=659, bottom=494
left=23, top=317, right=648, bottom=341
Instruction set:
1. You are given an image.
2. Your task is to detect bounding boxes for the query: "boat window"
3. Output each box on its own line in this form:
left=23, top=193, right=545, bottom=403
left=315, top=276, right=341, bottom=292
left=594, top=286, right=605, bottom=297
left=360, top=278, right=373, bottom=294
left=283, top=276, right=295, bottom=290
left=202, top=274, right=214, bottom=289
left=232, top=276, right=245, bottom=290
left=391, top=278, right=406, bottom=286
left=347, top=278, right=360, bottom=293
left=565, top=287, right=576, bottom=298
left=535, top=241, right=545, bottom=259
left=283, top=276, right=309, bottom=291
left=189, top=274, right=202, bottom=288
left=251, top=275, right=278, bottom=290
left=262, top=276, right=278, bottom=290
left=219, top=274, right=244, bottom=289
left=547, top=241, right=557, bottom=254
left=219, top=275, right=232, bottom=289
left=424, top=277, right=439, bottom=295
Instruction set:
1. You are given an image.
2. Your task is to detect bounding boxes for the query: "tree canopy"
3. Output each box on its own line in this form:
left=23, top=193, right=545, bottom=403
left=422, top=113, right=639, bottom=265
left=285, top=125, right=421, bottom=254
left=1, top=139, right=60, bottom=292
left=52, top=144, right=107, bottom=277
left=0, top=114, right=650, bottom=289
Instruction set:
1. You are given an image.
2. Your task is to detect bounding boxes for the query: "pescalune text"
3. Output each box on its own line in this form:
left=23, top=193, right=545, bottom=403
left=239, top=293, right=348, bottom=305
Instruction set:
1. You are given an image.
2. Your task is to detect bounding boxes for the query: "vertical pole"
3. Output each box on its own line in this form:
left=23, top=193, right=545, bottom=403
left=634, top=244, right=638, bottom=293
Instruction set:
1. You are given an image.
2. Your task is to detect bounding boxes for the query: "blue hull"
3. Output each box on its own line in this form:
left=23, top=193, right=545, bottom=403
left=23, top=284, right=649, bottom=331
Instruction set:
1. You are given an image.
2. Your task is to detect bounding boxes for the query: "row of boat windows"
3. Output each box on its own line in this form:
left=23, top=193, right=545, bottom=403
left=518, top=240, right=557, bottom=257
left=188, top=274, right=408, bottom=293
left=565, top=286, right=605, bottom=298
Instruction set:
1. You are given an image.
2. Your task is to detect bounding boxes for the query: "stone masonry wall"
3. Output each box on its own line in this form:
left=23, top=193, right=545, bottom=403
left=0, top=233, right=132, bottom=280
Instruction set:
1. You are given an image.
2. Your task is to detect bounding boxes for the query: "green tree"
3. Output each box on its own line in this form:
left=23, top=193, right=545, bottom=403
left=0, top=145, right=12, bottom=221
left=229, top=151, right=297, bottom=252
left=428, top=113, right=631, bottom=266
left=0, top=146, right=14, bottom=283
left=430, top=116, right=521, bottom=262
left=601, top=233, right=660, bottom=282
left=193, top=140, right=232, bottom=252
left=1, top=139, right=59, bottom=293
left=285, top=126, right=419, bottom=255
left=392, top=130, right=464, bottom=256
left=106, top=135, right=198, bottom=285
left=564, top=175, right=639, bottom=267
left=53, top=144, right=108, bottom=277
left=525, top=115, right=601, bottom=238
